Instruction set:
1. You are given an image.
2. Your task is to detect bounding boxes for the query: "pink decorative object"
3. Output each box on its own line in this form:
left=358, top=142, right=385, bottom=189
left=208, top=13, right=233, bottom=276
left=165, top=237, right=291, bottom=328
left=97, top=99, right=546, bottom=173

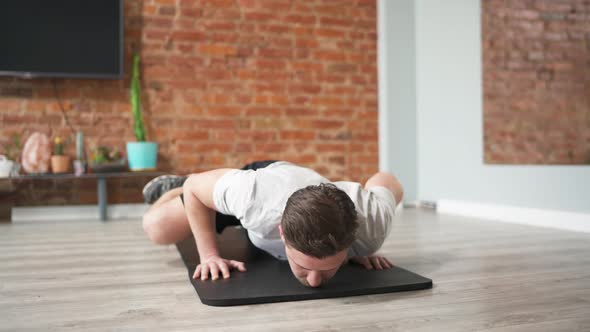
left=21, top=132, right=52, bottom=174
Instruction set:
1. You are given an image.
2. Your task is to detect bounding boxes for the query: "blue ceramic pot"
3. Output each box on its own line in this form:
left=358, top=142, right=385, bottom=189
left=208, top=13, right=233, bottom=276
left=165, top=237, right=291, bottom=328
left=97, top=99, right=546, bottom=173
left=126, top=142, right=158, bottom=171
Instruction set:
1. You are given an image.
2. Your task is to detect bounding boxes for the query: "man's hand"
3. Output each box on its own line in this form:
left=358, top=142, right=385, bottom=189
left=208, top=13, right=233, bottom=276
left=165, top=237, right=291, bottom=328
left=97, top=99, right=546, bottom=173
left=193, top=255, right=247, bottom=281
left=349, top=256, right=393, bottom=270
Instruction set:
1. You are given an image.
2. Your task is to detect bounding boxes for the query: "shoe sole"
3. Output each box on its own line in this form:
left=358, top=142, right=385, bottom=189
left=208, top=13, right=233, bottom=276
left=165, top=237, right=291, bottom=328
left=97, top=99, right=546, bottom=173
left=142, top=175, right=182, bottom=197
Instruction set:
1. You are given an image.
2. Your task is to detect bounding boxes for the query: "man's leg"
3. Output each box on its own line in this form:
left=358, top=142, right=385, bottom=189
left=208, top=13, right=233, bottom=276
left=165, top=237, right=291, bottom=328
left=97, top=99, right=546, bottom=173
left=143, top=175, right=187, bottom=204
left=142, top=187, right=191, bottom=245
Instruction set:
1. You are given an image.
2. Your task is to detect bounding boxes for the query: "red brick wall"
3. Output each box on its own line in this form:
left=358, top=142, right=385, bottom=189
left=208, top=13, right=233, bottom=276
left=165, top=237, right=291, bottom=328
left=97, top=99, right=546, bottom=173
left=0, top=0, right=378, bottom=204
left=482, top=0, right=590, bottom=164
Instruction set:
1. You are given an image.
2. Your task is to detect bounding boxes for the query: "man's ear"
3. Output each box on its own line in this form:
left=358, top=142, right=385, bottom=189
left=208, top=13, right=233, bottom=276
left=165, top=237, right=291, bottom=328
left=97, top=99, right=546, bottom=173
left=279, top=224, right=285, bottom=241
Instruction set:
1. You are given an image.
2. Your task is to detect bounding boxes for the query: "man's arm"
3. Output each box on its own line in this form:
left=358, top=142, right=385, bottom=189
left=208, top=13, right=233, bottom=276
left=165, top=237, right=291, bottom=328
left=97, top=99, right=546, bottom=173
left=349, top=171, right=403, bottom=270
left=364, top=171, right=404, bottom=206
left=183, top=168, right=246, bottom=280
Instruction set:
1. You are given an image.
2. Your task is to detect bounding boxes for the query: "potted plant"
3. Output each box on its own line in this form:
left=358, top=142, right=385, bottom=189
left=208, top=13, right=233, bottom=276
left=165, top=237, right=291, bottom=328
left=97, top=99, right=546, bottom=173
left=89, top=146, right=127, bottom=173
left=126, top=52, right=158, bottom=171
left=51, top=136, right=71, bottom=173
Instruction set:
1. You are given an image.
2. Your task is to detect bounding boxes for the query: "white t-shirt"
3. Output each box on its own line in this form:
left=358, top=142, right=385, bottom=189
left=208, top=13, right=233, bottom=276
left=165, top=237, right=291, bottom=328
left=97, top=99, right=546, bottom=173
left=212, top=161, right=398, bottom=260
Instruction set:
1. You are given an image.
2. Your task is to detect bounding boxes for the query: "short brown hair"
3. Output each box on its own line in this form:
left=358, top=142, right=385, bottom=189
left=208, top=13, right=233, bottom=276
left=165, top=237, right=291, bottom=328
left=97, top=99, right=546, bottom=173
left=281, top=183, right=359, bottom=258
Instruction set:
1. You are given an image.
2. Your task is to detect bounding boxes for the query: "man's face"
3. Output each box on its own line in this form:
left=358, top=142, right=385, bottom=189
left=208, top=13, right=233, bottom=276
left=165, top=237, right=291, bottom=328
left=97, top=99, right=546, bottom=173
left=284, top=243, right=348, bottom=288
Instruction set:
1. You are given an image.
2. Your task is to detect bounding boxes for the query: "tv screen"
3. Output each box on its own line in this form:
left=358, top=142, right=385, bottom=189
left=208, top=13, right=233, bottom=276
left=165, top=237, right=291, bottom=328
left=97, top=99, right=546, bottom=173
left=0, top=0, right=123, bottom=79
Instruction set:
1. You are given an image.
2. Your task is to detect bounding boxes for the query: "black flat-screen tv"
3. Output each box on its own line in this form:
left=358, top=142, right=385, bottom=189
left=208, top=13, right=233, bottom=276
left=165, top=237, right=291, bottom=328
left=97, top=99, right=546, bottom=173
left=0, top=0, right=124, bottom=79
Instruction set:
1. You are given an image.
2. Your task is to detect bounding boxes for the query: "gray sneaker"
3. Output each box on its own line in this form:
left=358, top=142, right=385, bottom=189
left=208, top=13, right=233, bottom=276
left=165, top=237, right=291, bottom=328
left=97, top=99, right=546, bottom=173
left=142, top=175, right=188, bottom=204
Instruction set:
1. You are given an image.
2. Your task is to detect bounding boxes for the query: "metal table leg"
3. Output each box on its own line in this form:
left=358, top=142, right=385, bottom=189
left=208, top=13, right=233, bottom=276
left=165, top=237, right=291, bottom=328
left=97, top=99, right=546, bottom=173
left=97, top=177, right=107, bottom=222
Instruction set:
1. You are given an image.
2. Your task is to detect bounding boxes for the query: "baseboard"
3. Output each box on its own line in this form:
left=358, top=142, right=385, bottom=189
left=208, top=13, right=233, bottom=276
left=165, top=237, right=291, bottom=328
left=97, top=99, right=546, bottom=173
left=403, top=200, right=437, bottom=209
left=436, top=199, right=590, bottom=233
left=12, top=203, right=150, bottom=222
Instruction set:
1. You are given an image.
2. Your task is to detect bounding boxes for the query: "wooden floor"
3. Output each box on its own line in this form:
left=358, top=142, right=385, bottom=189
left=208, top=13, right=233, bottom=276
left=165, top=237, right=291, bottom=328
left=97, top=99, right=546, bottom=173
left=1, top=209, right=589, bottom=331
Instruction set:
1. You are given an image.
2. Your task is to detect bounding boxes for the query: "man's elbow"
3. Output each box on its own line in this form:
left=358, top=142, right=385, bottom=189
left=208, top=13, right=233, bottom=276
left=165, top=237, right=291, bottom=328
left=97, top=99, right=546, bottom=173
left=365, top=172, right=404, bottom=205
left=395, top=183, right=404, bottom=205
left=182, top=173, right=201, bottom=197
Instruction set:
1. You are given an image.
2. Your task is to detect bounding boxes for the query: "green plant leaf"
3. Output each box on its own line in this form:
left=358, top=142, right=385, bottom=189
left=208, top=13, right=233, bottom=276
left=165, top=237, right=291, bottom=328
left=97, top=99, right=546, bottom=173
left=130, top=53, right=146, bottom=142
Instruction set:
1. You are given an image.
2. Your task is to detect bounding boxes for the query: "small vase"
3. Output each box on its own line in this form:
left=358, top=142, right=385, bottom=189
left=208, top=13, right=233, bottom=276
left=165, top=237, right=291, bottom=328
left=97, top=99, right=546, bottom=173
left=73, top=160, right=86, bottom=176
left=51, top=155, right=71, bottom=174
left=10, top=162, right=21, bottom=177
left=0, top=155, right=13, bottom=178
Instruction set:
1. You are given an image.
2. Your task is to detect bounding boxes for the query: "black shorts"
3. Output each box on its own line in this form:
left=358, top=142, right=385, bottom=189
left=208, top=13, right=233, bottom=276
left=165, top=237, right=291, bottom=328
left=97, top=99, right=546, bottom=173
left=180, top=160, right=278, bottom=234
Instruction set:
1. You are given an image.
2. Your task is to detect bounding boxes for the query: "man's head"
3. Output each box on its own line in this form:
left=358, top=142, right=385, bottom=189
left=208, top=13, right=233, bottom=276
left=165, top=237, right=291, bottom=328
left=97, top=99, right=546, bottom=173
left=280, top=183, right=359, bottom=287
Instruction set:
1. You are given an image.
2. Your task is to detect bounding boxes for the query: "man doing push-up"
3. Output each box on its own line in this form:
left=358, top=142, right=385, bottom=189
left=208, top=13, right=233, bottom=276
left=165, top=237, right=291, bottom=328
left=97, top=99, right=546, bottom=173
left=142, top=160, right=403, bottom=288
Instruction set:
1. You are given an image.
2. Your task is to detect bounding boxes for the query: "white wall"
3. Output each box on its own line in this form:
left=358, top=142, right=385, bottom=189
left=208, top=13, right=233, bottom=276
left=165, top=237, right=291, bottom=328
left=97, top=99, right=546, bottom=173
left=380, top=0, right=590, bottom=214
left=378, top=0, right=418, bottom=202
left=414, top=0, right=590, bottom=213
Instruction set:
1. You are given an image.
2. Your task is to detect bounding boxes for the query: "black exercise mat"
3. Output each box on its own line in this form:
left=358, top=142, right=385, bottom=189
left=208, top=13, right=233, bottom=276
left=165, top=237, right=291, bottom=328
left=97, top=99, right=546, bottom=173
left=176, top=227, right=432, bottom=306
